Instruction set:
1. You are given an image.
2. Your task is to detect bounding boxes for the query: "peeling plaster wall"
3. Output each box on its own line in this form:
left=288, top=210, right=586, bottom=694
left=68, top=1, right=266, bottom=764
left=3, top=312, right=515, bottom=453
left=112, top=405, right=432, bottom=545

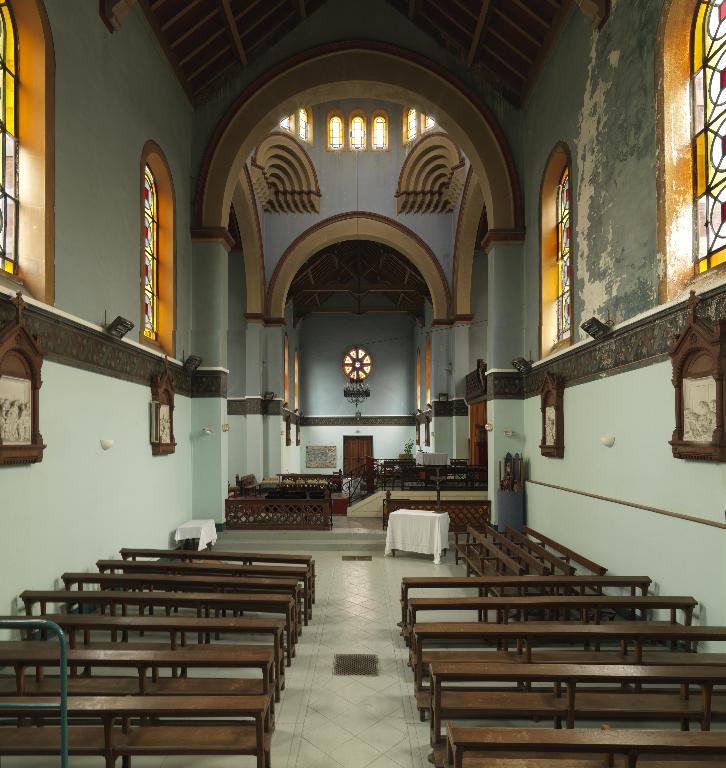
left=522, top=0, right=661, bottom=357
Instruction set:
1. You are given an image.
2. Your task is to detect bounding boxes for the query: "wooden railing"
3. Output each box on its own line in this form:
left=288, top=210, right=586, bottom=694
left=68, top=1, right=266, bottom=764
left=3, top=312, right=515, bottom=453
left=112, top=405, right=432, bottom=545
left=225, top=496, right=331, bottom=530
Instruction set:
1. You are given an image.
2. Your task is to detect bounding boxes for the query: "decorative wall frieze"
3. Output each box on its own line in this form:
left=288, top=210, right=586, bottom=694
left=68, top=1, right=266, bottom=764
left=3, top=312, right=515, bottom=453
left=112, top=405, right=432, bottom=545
left=432, top=399, right=468, bottom=417
left=0, top=294, right=226, bottom=398
left=227, top=397, right=283, bottom=416
left=300, top=415, right=416, bottom=427
left=465, top=359, right=487, bottom=404
left=487, top=371, right=524, bottom=400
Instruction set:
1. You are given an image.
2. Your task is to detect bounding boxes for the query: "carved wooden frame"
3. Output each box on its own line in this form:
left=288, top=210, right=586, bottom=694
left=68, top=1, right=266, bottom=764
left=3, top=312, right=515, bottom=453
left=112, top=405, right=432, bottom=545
left=540, top=371, right=564, bottom=458
left=285, top=411, right=291, bottom=447
left=424, top=408, right=431, bottom=447
left=670, top=291, right=726, bottom=461
left=0, top=294, right=45, bottom=465
left=150, top=360, right=176, bottom=456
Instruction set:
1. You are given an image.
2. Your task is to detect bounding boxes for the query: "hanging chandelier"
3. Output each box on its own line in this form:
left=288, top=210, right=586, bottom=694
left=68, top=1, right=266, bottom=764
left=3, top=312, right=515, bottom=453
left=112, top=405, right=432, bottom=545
left=343, top=379, right=370, bottom=407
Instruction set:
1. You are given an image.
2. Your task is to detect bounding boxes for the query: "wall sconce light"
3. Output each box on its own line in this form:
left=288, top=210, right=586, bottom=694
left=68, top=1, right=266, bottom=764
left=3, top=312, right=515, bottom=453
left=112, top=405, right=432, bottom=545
left=222, top=423, right=230, bottom=433
left=599, top=435, right=616, bottom=447
left=581, top=316, right=613, bottom=341
left=511, top=357, right=533, bottom=375
left=503, top=429, right=514, bottom=438
left=99, top=439, right=114, bottom=451
left=105, top=315, right=134, bottom=339
left=262, top=391, right=275, bottom=401
left=183, top=355, right=202, bottom=375
left=484, top=423, right=494, bottom=432
left=201, top=426, right=213, bottom=435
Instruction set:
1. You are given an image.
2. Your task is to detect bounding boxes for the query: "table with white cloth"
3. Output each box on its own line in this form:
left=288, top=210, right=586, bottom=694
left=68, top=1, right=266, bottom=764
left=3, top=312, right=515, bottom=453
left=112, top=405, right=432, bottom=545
left=174, top=519, right=217, bottom=551
left=415, top=451, right=449, bottom=466
left=384, top=509, right=450, bottom=565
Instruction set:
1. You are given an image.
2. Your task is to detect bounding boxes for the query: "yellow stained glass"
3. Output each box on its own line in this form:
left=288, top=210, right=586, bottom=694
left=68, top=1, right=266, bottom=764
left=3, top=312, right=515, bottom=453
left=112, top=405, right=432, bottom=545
left=421, top=113, right=435, bottom=132
left=143, top=165, right=158, bottom=341
left=372, top=116, right=387, bottom=149
left=298, top=108, right=309, bottom=142
left=0, top=2, right=17, bottom=276
left=406, top=108, right=417, bottom=142
left=328, top=115, right=343, bottom=149
left=350, top=116, right=365, bottom=149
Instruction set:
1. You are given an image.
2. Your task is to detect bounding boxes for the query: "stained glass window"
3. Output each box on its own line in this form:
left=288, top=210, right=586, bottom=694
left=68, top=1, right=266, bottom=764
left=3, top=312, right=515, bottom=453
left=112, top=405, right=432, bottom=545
left=143, top=165, right=158, bottom=341
left=298, top=108, right=309, bottom=142
left=280, top=114, right=294, bottom=133
left=350, top=115, right=366, bottom=150
left=0, top=2, right=17, bottom=275
left=342, top=347, right=373, bottom=380
left=693, top=0, right=726, bottom=272
left=556, top=167, right=572, bottom=342
left=328, top=115, right=343, bottom=149
left=372, top=115, right=387, bottom=149
left=406, top=108, right=417, bottom=142
left=421, top=113, right=435, bottom=132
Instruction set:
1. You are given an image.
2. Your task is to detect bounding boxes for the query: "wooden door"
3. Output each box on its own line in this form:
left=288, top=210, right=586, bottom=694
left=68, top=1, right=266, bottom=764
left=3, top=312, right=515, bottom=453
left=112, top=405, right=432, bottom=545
left=469, top=401, right=487, bottom=468
left=343, top=435, right=373, bottom=477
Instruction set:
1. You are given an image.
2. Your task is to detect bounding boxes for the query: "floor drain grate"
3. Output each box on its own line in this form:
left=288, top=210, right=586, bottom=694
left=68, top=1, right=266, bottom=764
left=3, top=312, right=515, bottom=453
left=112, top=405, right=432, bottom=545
left=341, top=555, right=372, bottom=561
left=333, top=654, right=379, bottom=676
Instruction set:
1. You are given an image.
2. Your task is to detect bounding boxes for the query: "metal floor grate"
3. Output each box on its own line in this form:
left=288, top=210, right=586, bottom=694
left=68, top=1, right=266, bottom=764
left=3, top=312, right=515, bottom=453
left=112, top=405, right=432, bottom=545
left=333, top=654, right=379, bottom=676
left=341, top=555, right=372, bottom=561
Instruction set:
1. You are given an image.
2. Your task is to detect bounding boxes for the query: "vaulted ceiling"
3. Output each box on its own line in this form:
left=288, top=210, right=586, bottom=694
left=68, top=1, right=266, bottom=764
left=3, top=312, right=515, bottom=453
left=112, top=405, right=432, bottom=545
left=138, top=0, right=577, bottom=105
left=287, top=240, right=431, bottom=322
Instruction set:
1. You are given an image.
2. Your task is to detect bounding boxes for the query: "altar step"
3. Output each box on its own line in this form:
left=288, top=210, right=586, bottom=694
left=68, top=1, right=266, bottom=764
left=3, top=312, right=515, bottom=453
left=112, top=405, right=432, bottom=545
left=216, top=525, right=387, bottom=552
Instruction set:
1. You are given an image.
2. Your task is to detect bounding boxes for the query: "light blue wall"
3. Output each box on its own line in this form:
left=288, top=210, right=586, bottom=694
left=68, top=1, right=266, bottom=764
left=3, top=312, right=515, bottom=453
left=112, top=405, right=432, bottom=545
left=300, top=313, right=415, bottom=416
left=301, top=424, right=415, bottom=470
left=0, top=360, right=192, bottom=613
left=260, top=100, right=454, bottom=282
left=46, top=0, right=194, bottom=353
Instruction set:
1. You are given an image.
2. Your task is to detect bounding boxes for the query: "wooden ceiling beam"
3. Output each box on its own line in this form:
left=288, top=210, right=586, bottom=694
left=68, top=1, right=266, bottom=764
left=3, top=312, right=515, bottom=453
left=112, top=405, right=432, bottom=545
left=221, top=0, right=248, bottom=66
left=509, top=0, right=549, bottom=29
left=161, top=0, right=201, bottom=32
left=408, top=0, right=417, bottom=20
left=296, top=0, right=306, bottom=19
left=421, top=5, right=471, bottom=42
left=489, top=26, right=534, bottom=64
left=492, top=7, right=541, bottom=46
left=179, top=26, right=225, bottom=66
left=237, top=0, right=288, bottom=40
left=467, top=0, right=492, bottom=67
left=169, top=8, right=218, bottom=49
left=186, top=42, right=231, bottom=82
left=481, top=44, right=528, bottom=80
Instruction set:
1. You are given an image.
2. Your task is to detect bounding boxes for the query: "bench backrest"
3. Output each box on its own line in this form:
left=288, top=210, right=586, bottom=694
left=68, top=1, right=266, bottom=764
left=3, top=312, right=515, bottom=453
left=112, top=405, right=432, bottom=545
left=524, top=525, right=607, bottom=575
left=463, top=526, right=525, bottom=576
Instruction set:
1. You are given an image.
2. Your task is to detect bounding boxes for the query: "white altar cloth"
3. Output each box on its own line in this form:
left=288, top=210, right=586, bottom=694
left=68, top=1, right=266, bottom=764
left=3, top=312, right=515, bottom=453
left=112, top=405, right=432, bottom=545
left=384, top=509, right=450, bottom=565
left=174, top=519, right=217, bottom=551
left=415, top=451, right=449, bottom=466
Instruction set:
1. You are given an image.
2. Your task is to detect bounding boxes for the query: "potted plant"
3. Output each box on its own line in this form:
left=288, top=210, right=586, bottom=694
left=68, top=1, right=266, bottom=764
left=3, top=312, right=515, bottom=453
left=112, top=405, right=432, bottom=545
left=400, top=438, right=415, bottom=460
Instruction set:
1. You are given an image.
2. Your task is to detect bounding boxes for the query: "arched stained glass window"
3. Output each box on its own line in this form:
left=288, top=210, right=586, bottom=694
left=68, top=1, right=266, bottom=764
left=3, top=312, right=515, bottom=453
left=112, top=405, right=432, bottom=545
left=556, top=167, right=572, bottom=341
left=143, top=165, right=159, bottom=341
left=280, top=114, right=294, bottom=133
left=372, top=114, right=387, bottom=149
left=350, top=115, right=366, bottom=150
left=693, top=0, right=726, bottom=272
left=406, top=108, right=418, bottom=143
left=421, top=113, right=435, bottom=132
left=298, top=108, right=310, bottom=142
left=328, top=114, right=343, bottom=149
left=343, top=346, right=372, bottom=380
left=0, top=1, right=18, bottom=275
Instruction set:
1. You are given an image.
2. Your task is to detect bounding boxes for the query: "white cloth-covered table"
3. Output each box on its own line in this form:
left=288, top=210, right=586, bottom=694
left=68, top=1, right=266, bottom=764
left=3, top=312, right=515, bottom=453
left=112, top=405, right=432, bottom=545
left=174, top=519, right=217, bottom=551
left=415, top=451, right=449, bottom=466
left=384, top=509, right=450, bottom=565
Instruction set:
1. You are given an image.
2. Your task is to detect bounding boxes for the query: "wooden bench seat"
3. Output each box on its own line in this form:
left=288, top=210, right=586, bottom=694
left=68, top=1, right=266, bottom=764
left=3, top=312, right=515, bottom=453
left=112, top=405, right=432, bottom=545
left=0, top=694, right=272, bottom=767
left=445, top=726, right=726, bottom=768
left=523, top=527, right=608, bottom=576
left=98, top=557, right=313, bottom=622
left=399, top=576, right=652, bottom=628
left=21, top=589, right=298, bottom=660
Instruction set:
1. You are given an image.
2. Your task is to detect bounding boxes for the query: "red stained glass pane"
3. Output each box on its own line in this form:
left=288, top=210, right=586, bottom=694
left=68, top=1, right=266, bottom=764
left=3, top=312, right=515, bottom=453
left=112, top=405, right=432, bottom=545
left=720, top=3, right=726, bottom=22
left=720, top=68, right=726, bottom=90
left=720, top=201, right=726, bottom=222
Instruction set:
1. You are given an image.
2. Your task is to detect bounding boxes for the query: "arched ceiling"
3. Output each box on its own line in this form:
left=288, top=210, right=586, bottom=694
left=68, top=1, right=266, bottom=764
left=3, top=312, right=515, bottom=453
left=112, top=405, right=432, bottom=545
left=288, top=239, right=431, bottom=322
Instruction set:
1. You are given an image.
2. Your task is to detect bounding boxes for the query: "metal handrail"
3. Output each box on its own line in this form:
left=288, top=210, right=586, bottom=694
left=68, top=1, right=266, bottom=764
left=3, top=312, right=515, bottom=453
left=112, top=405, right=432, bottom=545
left=0, top=618, right=68, bottom=768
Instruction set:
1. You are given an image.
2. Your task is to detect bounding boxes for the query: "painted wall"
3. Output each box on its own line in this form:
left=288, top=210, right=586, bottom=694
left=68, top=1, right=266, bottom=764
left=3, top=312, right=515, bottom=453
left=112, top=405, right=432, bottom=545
left=260, top=100, right=454, bottom=282
left=301, top=424, right=415, bottom=471
left=521, top=0, right=661, bottom=357
left=523, top=361, right=726, bottom=627
left=46, top=0, right=194, bottom=354
left=0, top=360, right=192, bottom=614
left=299, top=313, right=415, bottom=416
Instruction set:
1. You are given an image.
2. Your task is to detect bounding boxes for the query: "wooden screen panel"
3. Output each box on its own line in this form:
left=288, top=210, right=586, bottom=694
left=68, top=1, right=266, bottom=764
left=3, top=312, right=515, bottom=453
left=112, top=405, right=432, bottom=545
left=343, top=435, right=373, bottom=477
left=469, top=400, right=487, bottom=467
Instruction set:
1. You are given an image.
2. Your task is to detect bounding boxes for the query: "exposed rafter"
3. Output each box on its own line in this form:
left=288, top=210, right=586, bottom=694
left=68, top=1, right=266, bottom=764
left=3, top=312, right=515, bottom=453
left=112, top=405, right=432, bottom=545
left=220, top=0, right=247, bottom=66
left=467, top=0, right=491, bottom=67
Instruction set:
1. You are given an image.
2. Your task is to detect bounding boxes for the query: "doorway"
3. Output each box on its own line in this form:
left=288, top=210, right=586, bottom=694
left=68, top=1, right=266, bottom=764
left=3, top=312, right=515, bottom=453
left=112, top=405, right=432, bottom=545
left=343, top=435, right=373, bottom=477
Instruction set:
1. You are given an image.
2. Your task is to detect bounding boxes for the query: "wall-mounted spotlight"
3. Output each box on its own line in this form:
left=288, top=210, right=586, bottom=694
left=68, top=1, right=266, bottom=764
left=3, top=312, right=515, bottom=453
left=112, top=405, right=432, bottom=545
left=105, top=315, right=134, bottom=339
left=511, top=357, right=533, bottom=375
left=201, top=426, right=213, bottom=435
left=581, top=316, right=613, bottom=341
left=183, top=355, right=202, bottom=375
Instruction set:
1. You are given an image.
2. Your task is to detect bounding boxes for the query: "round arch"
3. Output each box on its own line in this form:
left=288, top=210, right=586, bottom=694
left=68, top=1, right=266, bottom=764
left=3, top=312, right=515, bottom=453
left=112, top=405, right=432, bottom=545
left=265, top=212, right=451, bottom=322
left=452, top=167, right=485, bottom=318
left=195, top=42, right=523, bottom=236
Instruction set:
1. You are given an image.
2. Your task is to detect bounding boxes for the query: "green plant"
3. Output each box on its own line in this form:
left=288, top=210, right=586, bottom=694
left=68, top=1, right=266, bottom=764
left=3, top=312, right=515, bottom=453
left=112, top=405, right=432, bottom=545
left=403, top=438, right=415, bottom=457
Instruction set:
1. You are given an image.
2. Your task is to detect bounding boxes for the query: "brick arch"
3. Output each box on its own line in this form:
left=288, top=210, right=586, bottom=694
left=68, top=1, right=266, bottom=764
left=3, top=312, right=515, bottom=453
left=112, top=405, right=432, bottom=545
left=265, top=212, right=451, bottom=322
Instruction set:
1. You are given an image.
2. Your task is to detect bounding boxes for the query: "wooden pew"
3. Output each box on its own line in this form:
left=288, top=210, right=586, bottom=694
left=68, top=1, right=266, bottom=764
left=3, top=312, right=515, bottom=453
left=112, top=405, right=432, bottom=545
left=11, top=613, right=286, bottom=699
left=429, top=662, right=726, bottom=748
left=524, top=525, right=608, bottom=576
left=410, top=621, right=726, bottom=694
left=399, top=575, right=652, bottom=629
left=0, top=695, right=272, bottom=768
left=102, top=557, right=314, bottom=622
left=459, top=528, right=525, bottom=577
left=64, top=570, right=306, bottom=629
left=21, top=590, right=298, bottom=661
left=119, top=547, right=316, bottom=606
left=0, top=642, right=275, bottom=721
left=445, top=725, right=726, bottom=768
left=405, top=594, right=697, bottom=638
left=505, top=527, right=577, bottom=575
